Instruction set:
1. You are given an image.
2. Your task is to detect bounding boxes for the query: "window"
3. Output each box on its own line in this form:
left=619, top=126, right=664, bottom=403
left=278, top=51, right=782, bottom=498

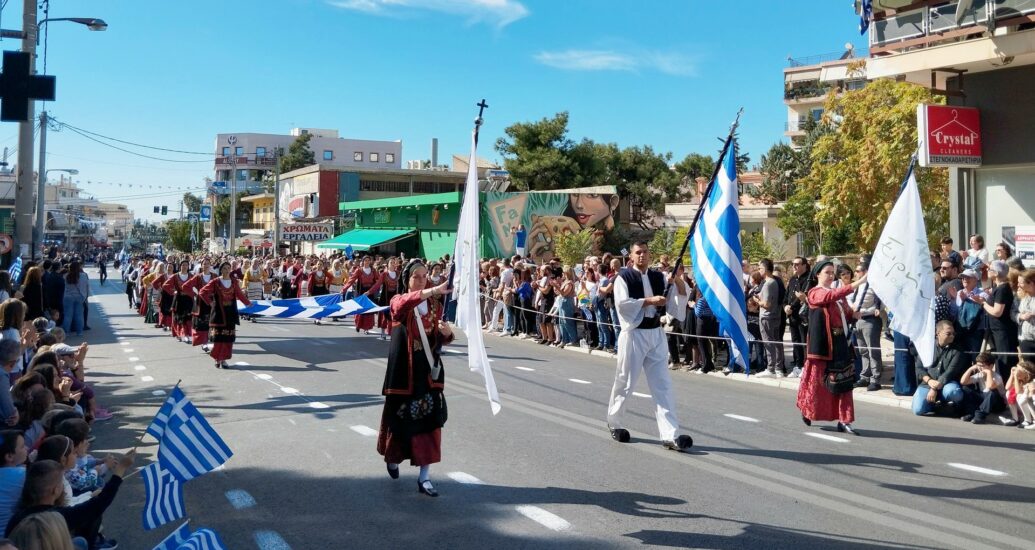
left=222, top=147, right=230, bottom=156
left=234, top=146, right=244, bottom=156
left=385, top=153, right=395, bottom=163
left=256, top=147, right=266, bottom=156
left=323, top=150, right=334, bottom=161
left=359, top=180, right=409, bottom=193
left=354, top=152, right=363, bottom=162
left=236, top=169, right=247, bottom=181
left=810, top=108, right=824, bottom=122
left=369, top=152, right=379, bottom=162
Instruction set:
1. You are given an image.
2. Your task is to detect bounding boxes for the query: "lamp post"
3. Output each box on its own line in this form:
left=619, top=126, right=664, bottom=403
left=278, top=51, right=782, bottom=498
left=36, top=165, right=77, bottom=250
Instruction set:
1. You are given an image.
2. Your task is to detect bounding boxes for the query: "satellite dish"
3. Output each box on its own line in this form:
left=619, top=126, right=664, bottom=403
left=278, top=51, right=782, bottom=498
left=956, top=0, right=974, bottom=25
left=845, top=42, right=854, bottom=52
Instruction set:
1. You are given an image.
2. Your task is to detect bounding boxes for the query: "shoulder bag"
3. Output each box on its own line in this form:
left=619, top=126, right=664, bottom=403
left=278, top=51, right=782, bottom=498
left=823, top=300, right=857, bottom=395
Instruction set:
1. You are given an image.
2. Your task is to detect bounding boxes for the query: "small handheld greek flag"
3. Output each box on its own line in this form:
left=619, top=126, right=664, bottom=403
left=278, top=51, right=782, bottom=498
left=152, top=521, right=190, bottom=550
left=143, top=462, right=185, bottom=530
left=8, top=256, right=21, bottom=283
left=152, top=522, right=228, bottom=550
left=344, top=244, right=354, bottom=260
left=148, top=386, right=233, bottom=481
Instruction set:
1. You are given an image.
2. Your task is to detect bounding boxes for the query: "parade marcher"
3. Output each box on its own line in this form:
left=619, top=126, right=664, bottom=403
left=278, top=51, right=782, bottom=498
left=157, top=263, right=176, bottom=332
left=376, top=259, right=453, bottom=497
left=164, top=260, right=195, bottom=343
left=141, top=264, right=162, bottom=327
left=344, top=256, right=380, bottom=334
left=242, top=259, right=267, bottom=323
left=797, top=260, right=868, bottom=435
left=606, top=242, right=693, bottom=451
left=184, top=259, right=215, bottom=353
left=375, top=258, right=401, bottom=339
left=200, top=262, right=252, bottom=369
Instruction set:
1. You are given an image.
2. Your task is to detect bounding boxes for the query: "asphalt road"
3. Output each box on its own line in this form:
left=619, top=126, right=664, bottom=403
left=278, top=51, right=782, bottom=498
left=78, top=268, right=1035, bottom=550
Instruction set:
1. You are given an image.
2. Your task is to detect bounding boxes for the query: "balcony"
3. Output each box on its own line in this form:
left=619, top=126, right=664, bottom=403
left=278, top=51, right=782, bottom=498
left=784, top=119, right=815, bottom=135
left=869, top=0, right=1035, bottom=53
left=784, top=80, right=832, bottom=101
left=787, top=51, right=854, bottom=67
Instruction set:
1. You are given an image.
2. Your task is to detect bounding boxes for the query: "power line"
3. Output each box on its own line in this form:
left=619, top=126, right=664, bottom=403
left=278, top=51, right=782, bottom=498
left=55, top=120, right=212, bottom=156
left=62, top=125, right=213, bottom=163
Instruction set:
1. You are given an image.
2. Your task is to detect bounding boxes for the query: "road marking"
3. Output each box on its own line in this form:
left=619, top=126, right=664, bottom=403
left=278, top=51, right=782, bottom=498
left=447, top=472, right=484, bottom=485
left=515, top=366, right=535, bottom=372
left=568, top=378, right=591, bottom=384
left=119, top=342, right=129, bottom=346
left=236, top=361, right=250, bottom=366
left=311, top=340, right=325, bottom=346
left=262, top=326, right=277, bottom=333
left=309, top=402, right=329, bottom=409
left=287, top=418, right=296, bottom=426
left=225, top=489, right=257, bottom=509
left=632, top=392, right=651, bottom=398
left=281, top=387, right=300, bottom=394
left=322, top=451, right=332, bottom=459
left=123, top=348, right=134, bottom=353
left=724, top=414, right=760, bottom=423
left=254, top=373, right=273, bottom=380
left=134, top=365, right=147, bottom=371
left=141, top=376, right=154, bottom=382
left=350, top=425, right=378, bottom=437
left=128, top=357, right=139, bottom=362
left=151, top=390, right=166, bottom=396
left=515, top=505, right=571, bottom=531
left=804, top=432, right=849, bottom=443
left=254, top=530, right=292, bottom=550
left=948, top=463, right=1007, bottom=477
left=319, top=339, right=336, bottom=345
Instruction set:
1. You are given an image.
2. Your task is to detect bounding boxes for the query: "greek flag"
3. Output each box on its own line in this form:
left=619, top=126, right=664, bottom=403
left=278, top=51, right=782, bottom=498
left=148, top=386, right=233, bottom=481
left=8, top=257, right=21, bottom=283
left=152, top=522, right=228, bottom=550
left=868, top=160, right=937, bottom=367
left=690, top=143, right=750, bottom=371
left=142, top=462, right=185, bottom=530
left=237, top=294, right=387, bottom=319
left=152, top=521, right=191, bottom=550
left=344, top=244, right=354, bottom=260
left=860, top=0, right=873, bottom=34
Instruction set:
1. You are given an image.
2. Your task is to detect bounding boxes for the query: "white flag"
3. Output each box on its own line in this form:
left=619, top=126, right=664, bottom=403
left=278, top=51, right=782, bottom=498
left=868, top=164, right=937, bottom=366
left=451, top=127, right=501, bottom=415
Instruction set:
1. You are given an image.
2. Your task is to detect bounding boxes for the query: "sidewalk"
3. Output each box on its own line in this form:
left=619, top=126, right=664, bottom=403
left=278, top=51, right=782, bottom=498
left=483, top=330, right=915, bottom=412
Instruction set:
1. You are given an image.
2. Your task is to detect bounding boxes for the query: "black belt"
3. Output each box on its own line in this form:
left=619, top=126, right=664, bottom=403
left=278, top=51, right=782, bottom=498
left=638, top=316, right=661, bottom=329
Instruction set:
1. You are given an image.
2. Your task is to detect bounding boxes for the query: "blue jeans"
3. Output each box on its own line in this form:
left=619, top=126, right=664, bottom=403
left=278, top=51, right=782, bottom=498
left=911, top=382, right=965, bottom=415
left=63, top=295, right=85, bottom=336
left=594, top=302, right=613, bottom=349
left=892, top=331, right=918, bottom=396
left=558, top=297, right=577, bottom=344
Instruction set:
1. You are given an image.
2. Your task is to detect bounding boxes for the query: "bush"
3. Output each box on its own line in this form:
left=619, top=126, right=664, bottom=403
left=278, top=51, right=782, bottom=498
left=554, top=229, right=597, bottom=267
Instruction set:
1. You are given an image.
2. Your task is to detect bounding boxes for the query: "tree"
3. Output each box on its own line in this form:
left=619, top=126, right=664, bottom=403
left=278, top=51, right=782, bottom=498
left=600, top=144, right=680, bottom=229
left=722, top=130, right=750, bottom=175
left=776, top=119, right=834, bottom=253
left=278, top=133, right=315, bottom=174
left=182, top=193, right=202, bottom=215
left=740, top=232, right=775, bottom=263
left=798, top=77, right=949, bottom=251
left=165, top=220, right=194, bottom=252
left=753, top=143, right=799, bottom=204
left=214, top=193, right=253, bottom=227
left=673, top=152, right=714, bottom=198
left=554, top=228, right=598, bottom=267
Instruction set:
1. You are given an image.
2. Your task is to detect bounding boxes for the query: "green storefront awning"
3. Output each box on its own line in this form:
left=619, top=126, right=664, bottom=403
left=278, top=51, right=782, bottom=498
left=317, top=228, right=415, bottom=250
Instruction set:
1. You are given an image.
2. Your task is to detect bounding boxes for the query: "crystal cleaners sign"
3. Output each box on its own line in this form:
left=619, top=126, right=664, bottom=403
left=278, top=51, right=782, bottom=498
left=280, top=222, right=333, bottom=242
left=918, top=104, right=982, bottom=167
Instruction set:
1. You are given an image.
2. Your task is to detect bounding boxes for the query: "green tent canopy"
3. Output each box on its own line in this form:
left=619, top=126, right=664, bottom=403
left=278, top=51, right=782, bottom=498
left=316, top=228, right=415, bottom=250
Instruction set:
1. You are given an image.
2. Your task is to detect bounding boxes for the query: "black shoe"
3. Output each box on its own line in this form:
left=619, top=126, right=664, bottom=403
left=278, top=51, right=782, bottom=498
left=609, top=427, right=630, bottom=443
left=866, top=383, right=881, bottom=392
left=960, top=414, right=975, bottom=422
left=662, top=435, right=693, bottom=452
left=387, top=464, right=399, bottom=480
left=854, top=379, right=869, bottom=388
left=802, top=415, right=812, bottom=427
left=418, top=479, right=438, bottom=497
left=971, top=416, right=986, bottom=424
left=838, top=423, right=859, bottom=435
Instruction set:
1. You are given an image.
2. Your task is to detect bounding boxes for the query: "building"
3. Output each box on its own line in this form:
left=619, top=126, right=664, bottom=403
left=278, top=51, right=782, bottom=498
left=856, top=0, right=1035, bottom=265
left=92, top=202, right=134, bottom=250
left=784, top=47, right=867, bottom=149
left=43, top=178, right=128, bottom=250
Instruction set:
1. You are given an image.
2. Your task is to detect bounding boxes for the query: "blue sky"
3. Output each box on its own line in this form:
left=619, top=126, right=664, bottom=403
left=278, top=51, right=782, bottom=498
left=4, top=0, right=866, bottom=222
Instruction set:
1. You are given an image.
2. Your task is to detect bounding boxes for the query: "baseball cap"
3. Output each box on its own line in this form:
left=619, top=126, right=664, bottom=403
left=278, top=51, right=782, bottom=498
left=961, top=269, right=979, bottom=279
left=51, top=343, right=76, bottom=356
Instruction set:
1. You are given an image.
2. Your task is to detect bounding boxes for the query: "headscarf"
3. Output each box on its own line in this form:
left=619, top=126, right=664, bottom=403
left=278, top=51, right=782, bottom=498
left=811, top=259, right=834, bottom=280
left=399, top=259, right=426, bottom=294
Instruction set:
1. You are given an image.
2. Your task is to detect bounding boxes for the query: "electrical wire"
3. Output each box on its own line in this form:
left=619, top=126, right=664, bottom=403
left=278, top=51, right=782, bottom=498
left=61, top=126, right=213, bottom=163
left=55, top=120, right=212, bottom=156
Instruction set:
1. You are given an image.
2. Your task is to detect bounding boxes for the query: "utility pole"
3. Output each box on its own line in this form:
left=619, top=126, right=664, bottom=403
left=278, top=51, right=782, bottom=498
left=228, top=154, right=237, bottom=251
left=34, top=110, right=48, bottom=256
left=14, top=0, right=38, bottom=258
left=272, top=147, right=281, bottom=256
left=178, top=200, right=183, bottom=220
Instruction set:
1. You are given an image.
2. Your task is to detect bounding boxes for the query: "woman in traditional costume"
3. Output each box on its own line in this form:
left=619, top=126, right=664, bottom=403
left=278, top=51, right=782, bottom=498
left=344, top=256, right=381, bottom=334
left=185, top=258, right=215, bottom=353
left=242, top=258, right=267, bottom=323
left=157, top=262, right=176, bottom=332
left=141, top=263, right=162, bottom=327
left=164, top=260, right=195, bottom=343
left=375, top=258, right=401, bottom=340
left=797, top=260, right=868, bottom=435
left=377, top=259, right=453, bottom=497
left=200, top=261, right=252, bottom=369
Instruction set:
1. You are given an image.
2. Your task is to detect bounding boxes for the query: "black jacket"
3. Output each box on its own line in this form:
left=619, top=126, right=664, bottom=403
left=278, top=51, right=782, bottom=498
left=785, top=272, right=812, bottom=321
left=916, top=344, right=966, bottom=388
left=5, top=475, right=123, bottom=537
left=42, top=271, right=65, bottom=311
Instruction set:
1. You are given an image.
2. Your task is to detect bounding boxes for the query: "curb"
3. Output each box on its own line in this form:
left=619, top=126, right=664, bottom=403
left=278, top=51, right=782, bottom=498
left=483, top=330, right=914, bottom=411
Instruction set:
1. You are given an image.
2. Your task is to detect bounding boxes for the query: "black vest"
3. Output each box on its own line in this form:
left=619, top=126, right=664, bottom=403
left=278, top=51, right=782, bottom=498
left=618, top=267, right=665, bottom=329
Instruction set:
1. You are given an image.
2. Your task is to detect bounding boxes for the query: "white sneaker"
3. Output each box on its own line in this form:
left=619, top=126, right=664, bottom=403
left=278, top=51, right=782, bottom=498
left=754, top=370, right=774, bottom=378
left=787, top=368, right=802, bottom=379
left=775, top=371, right=787, bottom=379
left=1025, top=422, right=1035, bottom=430
left=998, top=416, right=1019, bottom=426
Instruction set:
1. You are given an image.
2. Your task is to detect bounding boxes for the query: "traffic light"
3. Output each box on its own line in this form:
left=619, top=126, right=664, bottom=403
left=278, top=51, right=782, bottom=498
left=161, top=206, right=168, bottom=216
left=153, top=206, right=160, bottom=214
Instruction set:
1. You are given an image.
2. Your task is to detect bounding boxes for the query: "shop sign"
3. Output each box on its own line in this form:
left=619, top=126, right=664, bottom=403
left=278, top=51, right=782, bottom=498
left=280, top=222, right=333, bottom=242
left=373, top=210, right=392, bottom=225
left=918, top=104, right=982, bottom=167
left=1015, top=226, right=1035, bottom=268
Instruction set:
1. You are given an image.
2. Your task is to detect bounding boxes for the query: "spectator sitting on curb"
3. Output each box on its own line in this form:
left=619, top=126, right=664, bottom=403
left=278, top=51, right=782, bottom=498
left=959, top=352, right=1009, bottom=425
left=912, top=321, right=967, bottom=416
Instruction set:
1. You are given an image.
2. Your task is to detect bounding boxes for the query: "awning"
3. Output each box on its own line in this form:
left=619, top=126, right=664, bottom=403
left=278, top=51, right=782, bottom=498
left=316, top=228, right=415, bottom=250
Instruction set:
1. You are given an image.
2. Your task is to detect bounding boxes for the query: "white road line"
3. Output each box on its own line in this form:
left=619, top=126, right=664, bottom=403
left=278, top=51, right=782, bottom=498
left=141, top=376, right=154, bottom=382
left=350, top=425, right=378, bottom=437
left=128, top=357, right=139, bottom=362
left=804, top=432, right=849, bottom=443
left=225, top=489, right=257, bottom=509
left=948, top=463, right=1007, bottom=477
left=568, top=378, right=591, bottom=385
left=262, top=326, right=277, bottom=333
left=515, top=366, right=535, bottom=372
left=119, top=342, right=129, bottom=346
left=309, top=402, right=329, bottom=409
left=123, top=348, right=134, bottom=353
left=447, top=472, right=484, bottom=485
left=281, top=387, right=300, bottom=394
left=254, top=373, right=273, bottom=380
left=724, top=414, right=760, bottom=423
left=322, top=451, right=332, bottom=459
left=632, top=392, right=651, bottom=398
left=235, top=361, right=250, bottom=366
left=254, top=530, right=292, bottom=550
left=287, top=418, right=296, bottom=426
left=311, top=340, right=325, bottom=346
left=134, top=365, right=147, bottom=371
left=319, top=339, right=336, bottom=345
left=515, top=505, right=571, bottom=531
left=151, top=390, right=166, bottom=396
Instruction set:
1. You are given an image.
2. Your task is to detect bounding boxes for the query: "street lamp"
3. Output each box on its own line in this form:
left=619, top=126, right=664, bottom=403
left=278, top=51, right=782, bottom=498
left=36, top=18, right=108, bottom=40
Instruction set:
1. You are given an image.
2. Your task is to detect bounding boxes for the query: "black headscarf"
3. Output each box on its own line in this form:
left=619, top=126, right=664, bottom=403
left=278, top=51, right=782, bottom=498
left=811, top=259, right=834, bottom=280
left=399, top=259, right=426, bottom=294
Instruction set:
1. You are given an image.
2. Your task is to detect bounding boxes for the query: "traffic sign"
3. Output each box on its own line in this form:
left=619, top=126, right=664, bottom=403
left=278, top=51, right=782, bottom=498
left=200, top=205, right=212, bottom=222
left=0, top=233, right=11, bottom=254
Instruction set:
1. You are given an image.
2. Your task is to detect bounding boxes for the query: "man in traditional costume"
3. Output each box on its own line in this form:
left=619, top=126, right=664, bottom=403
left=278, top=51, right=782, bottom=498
left=606, top=241, right=693, bottom=451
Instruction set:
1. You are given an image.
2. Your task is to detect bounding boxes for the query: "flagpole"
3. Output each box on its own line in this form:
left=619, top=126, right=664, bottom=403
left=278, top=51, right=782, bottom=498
left=446, top=99, right=488, bottom=291
left=666, top=108, right=743, bottom=294
left=134, top=379, right=182, bottom=451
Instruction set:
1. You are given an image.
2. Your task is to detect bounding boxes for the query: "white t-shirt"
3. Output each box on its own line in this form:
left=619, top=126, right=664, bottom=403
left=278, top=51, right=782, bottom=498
left=500, top=268, right=515, bottom=287
left=966, top=247, right=990, bottom=266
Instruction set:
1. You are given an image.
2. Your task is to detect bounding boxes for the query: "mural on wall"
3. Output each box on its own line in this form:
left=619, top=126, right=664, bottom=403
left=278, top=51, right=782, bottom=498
left=481, top=191, right=620, bottom=261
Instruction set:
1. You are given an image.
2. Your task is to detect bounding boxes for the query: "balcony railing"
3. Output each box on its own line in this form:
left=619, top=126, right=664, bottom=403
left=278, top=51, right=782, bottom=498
left=870, top=0, right=1035, bottom=51
left=787, top=51, right=854, bottom=67
left=784, top=81, right=832, bottom=100
left=784, top=120, right=814, bottom=132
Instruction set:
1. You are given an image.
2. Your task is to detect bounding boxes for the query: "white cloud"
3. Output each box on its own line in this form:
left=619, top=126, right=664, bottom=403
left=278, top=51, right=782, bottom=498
left=534, top=48, right=697, bottom=77
left=328, top=0, right=529, bottom=27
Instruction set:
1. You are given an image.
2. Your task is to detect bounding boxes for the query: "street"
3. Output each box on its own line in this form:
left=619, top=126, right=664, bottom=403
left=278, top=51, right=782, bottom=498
left=82, top=270, right=1035, bottom=550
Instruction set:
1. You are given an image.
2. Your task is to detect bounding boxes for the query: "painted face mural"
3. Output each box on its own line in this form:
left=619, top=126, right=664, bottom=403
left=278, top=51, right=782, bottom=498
left=481, top=191, right=619, bottom=262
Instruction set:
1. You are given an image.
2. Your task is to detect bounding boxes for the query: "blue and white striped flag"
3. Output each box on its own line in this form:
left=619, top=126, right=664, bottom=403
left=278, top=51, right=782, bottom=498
left=176, top=528, right=228, bottom=550
left=859, top=0, right=873, bottom=35
left=237, top=294, right=387, bottom=319
left=152, top=521, right=190, bottom=550
left=344, top=244, right=354, bottom=260
left=8, top=256, right=21, bottom=283
left=690, top=143, right=751, bottom=371
left=142, top=462, right=185, bottom=530
left=148, top=386, right=233, bottom=481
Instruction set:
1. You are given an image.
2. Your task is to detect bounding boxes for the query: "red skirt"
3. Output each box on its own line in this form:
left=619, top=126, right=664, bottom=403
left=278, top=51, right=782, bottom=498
left=159, top=312, right=173, bottom=328
left=138, top=294, right=149, bottom=316
left=796, top=358, right=855, bottom=424
left=355, top=313, right=376, bottom=331
left=192, top=330, right=209, bottom=346
left=210, top=342, right=233, bottom=361
left=377, top=423, right=441, bottom=466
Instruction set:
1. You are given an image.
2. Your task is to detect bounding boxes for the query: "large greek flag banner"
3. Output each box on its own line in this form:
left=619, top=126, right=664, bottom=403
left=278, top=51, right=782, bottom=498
left=237, top=294, right=387, bottom=319
left=150, top=387, right=233, bottom=481
left=142, top=462, right=185, bottom=530
left=868, top=162, right=937, bottom=366
left=451, top=125, right=501, bottom=415
left=690, top=145, right=751, bottom=370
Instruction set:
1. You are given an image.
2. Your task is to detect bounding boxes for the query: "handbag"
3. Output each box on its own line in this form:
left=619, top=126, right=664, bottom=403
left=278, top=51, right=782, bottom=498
left=823, top=301, right=857, bottom=395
